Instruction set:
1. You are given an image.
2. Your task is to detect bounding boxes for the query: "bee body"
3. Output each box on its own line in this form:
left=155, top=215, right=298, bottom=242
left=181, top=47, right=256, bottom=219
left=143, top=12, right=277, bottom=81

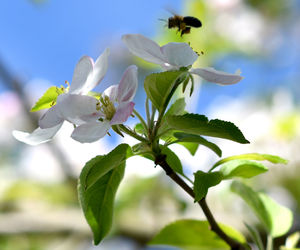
left=167, top=15, right=202, bottom=36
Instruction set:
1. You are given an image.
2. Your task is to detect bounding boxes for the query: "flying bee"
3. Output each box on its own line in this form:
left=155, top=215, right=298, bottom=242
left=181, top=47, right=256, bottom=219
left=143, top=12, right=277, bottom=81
left=164, top=15, right=202, bottom=36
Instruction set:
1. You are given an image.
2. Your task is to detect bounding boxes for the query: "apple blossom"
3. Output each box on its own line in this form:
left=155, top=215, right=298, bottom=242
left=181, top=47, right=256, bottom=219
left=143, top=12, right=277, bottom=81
left=13, top=48, right=110, bottom=145
left=122, top=34, right=242, bottom=85
left=71, top=65, right=138, bottom=143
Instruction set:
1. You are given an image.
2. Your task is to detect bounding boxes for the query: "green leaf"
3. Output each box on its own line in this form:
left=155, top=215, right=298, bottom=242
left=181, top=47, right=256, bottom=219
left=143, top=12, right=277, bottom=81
left=194, top=171, right=223, bottom=201
left=149, top=219, right=247, bottom=250
left=30, top=86, right=64, bottom=112
left=134, top=123, right=146, bottom=134
left=178, top=142, right=199, bottom=156
left=144, top=71, right=186, bottom=112
left=161, top=146, right=183, bottom=176
left=284, top=231, right=300, bottom=249
left=172, top=132, right=222, bottom=157
left=78, top=144, right=131, bottom=244
left=220, top=160, right=268, bottom=179
left=166, top=113, right=249, bottom=144
left=231, top=181, right=293, bottom=237
left=244, top=223, right=264, bottom=250
left=210, top=153, right=288, bottom=172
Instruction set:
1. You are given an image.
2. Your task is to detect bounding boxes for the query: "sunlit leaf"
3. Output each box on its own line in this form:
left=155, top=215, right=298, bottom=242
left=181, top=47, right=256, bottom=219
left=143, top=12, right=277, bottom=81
left=78, top=144, right=131, bottom=244
left=30, top=86, right=64, bottom=112
left=231, top=181, right=293, bottom=237
left=210, top=153, right=287, bottom=172
left=149, top=219, right=247, bottom=250
left=166, top=113, right=249, bottom=144
left=144, top=71, right=186, bottom=112
left=194, top=170, right=223, bottom=201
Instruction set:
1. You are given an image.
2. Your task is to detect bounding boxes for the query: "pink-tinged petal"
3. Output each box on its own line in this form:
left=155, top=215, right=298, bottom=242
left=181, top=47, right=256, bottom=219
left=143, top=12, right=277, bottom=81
left=161, top=42, right=198, bottom=67
left=190, top=67, right=244, bottom=85
left=122, top=34, right=167, bottom=65
left=83, top=48, right=110, bottom=94
left=12, top=123, right=63, bottom=146
left=39, top=105, right=64, bottom=129
left=58, top=94, right=99, bottom=124
left=71, top=120, right=110, bottom=143
left=69, top=56, right=94, bottom=94
left=103, top=85, right=118, bottom=102
left=117, top=65, right=138, bottom=103
left=110, top=101, right=134, bottom=125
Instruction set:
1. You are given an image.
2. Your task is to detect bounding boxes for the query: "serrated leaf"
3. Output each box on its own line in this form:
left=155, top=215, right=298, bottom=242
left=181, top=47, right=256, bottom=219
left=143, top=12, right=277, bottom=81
left=220, top=160, right=268, bottom=179
left=149, top=219, right=247, bottom=250
left=210, top=153, right=287, bottom=172
left=172, top=132, right=222, bottom=157
left=194, top=170, right=223, bottom=201
left=166, top=113, right=249, bottom=144
left=78, top=144, right=132, bottom=244
left=231, top=181, right=293, bottom=237
left=144, top=71, right=186, bottom=112
left=31, top=86, right=64, bottom=112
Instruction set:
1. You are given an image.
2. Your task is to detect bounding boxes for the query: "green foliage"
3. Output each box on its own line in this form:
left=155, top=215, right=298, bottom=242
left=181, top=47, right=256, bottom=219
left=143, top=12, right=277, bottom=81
left=231, top=181, right=293, bottom=238
left=194, top=160, right=269, bottom=201
left=194, top=171, right=223, bottom=201
left=245, top=223, right=264, bottom=250
left=149, top=219, right=247, bottom=250
left=210, top=153, right=287, bottom=172
left=280, top=231, right=300, bottom=249
left=30, top=86, right=64, bottom=112
left=171, top=132, right=222, bottom=157
left=78, top=144, right=131, bottom=244
left=161, top=146, right=183, bottom=176
left=144, top=71, right=187, bottom=113
left=166, top=113, right=249, bottom=144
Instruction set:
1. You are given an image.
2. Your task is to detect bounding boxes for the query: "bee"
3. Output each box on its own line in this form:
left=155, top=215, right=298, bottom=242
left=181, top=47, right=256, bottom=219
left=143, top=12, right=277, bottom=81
left=167, top=15, right=202, bottom=36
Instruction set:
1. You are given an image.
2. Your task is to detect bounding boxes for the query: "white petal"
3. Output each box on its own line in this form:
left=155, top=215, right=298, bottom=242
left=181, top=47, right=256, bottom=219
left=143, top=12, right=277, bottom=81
left=122, top=34, right=167, bottom=65
left=161, top=42, right=198, bottom=67
left=71, top=121, right=110, bottom=143
left=12, top=123, right=63, bottom=146
left=69, top=56, right=94, bottom=94
left=84, top=48, right=110, bottom=94
left=103, top=85, right=118, bottom=102
left=190, top=67, right=244, bottom=85
left=58, top=94, right=99, bottom=124
left=39, top=105, right=64, bottom=129
left=110, top=101, right=134, bottom=125
left=117, top=65, right=138, bottom=103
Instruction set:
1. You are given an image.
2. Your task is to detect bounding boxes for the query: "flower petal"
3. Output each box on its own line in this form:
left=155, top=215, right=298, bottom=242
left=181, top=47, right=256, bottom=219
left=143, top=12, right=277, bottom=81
left=190, top=67, right=243, bottom=85
left=58, top=94, right=100, bottom=125
left=71, top=120, right=110, bottom=143
left=69, top=56, right=94, bottom=94
left=84, top=48, right=110, bottom=94
left=12, top=123, right=63, bottom=146
left=103, top=84, right=118, bottom=102
left=39, top=104, right=64, bottom=129
left=110, top=101, right=134, bottom=125
left=117, top=65, right=138, bottom=103
left=161, top=42, right=198, bottom=68
left=122, top=34, right=167, bottom=65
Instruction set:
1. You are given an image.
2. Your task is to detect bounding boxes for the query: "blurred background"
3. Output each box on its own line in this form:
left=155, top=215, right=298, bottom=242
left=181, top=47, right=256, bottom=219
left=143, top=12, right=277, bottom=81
left=0, top=0, right=299, bottom=249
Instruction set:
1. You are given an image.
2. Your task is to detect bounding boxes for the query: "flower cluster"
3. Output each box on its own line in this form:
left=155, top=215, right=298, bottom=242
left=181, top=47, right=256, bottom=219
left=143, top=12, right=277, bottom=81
left=13, top=34, right=242, bottom=145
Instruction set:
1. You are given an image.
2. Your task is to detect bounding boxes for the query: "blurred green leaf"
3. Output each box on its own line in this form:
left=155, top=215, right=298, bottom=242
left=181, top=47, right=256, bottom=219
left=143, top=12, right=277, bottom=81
left=161, top=146, right=183, bottom=176
left=282, top=231, right=300, bottom=249
left=78, top=144, right=131, bottom=244
left=210, top=153, right=287, bottom=172
left=144, top=71, right=186, bottom=112
left=30, top=86, right=64, bottom=112
left=194, top=171, right=223, bottom=201
left=244, top=223, right=264, bottom=250
left=149, top=219, right=247, bottom=249
left=231, top=181, right=293, bottom=237
left=166, top=113, right=249, bottom=144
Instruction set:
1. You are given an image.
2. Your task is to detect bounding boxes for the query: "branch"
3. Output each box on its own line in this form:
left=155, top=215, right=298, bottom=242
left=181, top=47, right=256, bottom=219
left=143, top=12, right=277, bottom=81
left=154, top=154, right=247, bottom=250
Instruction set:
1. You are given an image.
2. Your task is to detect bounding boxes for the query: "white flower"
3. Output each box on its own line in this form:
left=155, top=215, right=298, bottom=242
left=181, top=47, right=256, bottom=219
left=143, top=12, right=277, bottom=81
left=71, top=65, right=138, bottom=143
left=122, top=34, right=243, bottom=85
left=13, top=48, right=110, bottom=145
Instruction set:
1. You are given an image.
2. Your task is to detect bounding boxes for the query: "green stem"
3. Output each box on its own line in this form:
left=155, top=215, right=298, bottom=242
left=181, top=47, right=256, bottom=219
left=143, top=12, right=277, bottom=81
left=119, top=124, right=148, bottom=143
left=266, top=235, right=273, bottom=250
left=145, top=98, right=151, bottom=127
left=133, top=109, right=148, bottom=132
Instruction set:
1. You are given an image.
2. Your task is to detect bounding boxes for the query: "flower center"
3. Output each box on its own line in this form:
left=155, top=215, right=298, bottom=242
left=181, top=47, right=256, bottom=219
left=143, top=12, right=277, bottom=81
left=97, top=95, right=116, bottom=121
